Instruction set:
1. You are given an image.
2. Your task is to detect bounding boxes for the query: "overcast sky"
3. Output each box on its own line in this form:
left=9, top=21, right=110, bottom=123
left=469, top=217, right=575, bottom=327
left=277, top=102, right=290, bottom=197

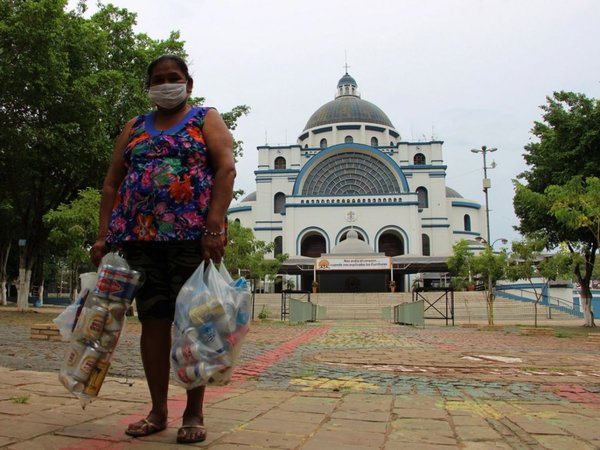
left=77, top=0, right=600, bottom=245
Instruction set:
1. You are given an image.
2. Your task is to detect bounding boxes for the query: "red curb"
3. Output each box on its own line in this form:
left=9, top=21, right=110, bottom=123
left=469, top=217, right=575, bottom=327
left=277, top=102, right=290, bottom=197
left=60, top=325, right=330, bottom=449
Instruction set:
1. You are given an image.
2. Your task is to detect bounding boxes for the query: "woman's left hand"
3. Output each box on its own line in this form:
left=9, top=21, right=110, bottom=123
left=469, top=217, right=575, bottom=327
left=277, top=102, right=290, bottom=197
left=201, top=234, right=225, bottom=263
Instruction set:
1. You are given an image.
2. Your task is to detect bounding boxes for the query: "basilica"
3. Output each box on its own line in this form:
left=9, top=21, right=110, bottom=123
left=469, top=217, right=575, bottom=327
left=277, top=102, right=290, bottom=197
left=227, top=73, right=485, bottom=293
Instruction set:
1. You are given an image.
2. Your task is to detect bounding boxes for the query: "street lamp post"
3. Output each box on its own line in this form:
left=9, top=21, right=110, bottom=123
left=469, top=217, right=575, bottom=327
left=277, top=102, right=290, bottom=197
left=471, top=145, right=497, bottom=244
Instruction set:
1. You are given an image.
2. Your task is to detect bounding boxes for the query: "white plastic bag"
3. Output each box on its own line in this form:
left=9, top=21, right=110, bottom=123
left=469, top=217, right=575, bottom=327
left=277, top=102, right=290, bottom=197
left=53, top=272, right=97, bottom=341
left=171, top=260, right=250, bottom=389
left=58, top=253, right=142, bottom=407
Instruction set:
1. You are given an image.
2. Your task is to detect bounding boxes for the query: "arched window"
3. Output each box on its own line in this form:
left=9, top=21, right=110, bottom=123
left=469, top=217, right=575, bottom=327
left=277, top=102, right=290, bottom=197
left=274, top=192, right=286, bottom=214
left=274, top=156, right=286, bottom=169
left=370, top=136, right=378, bottom=147
left=320, top=138, right=327, bottom=148
left=345, top=135, right=353, bottom=143
left=464, top=214, right=471, bottom=231
left=274, top=236, right=283, bottom=257
left=234, top=218, right=240, bottom=224
left=416, top=187, right=429, bottom=209
left=414, top=153, right=426, bottom=165
left=422, top=234, right=431, bottom=256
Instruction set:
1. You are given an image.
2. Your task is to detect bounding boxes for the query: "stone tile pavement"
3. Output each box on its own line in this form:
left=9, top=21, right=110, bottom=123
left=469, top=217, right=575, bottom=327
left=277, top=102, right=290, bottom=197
left=1, top=317, right=599, bottom=449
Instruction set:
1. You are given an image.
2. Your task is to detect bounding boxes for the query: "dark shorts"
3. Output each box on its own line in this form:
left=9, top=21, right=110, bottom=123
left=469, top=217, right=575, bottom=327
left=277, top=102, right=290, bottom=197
left=120, top=241, right=203, bottom=322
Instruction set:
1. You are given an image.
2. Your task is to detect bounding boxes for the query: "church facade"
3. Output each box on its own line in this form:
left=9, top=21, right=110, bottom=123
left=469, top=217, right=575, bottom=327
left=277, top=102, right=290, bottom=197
left=227, top=73, right=485, bottom=293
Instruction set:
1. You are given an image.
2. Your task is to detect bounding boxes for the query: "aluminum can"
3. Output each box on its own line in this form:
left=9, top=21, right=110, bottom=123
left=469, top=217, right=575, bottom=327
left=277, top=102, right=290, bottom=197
left=59, top=370, right=84, bottom=394
left=73, top=306, right=107, bottom=341
left=104, top=301, right=126, bottom=332
left=65, top=341, right=87, bottom=370
left=171, top=340, right=203, bottom=366
left=189, top=300, right=225, bottom=326
left=98, top=330, right=120, bottom=353
left=176, top=364, right=206, bottom=384
left=214, top=301, right=236, bottom=334
left=197, top=322, right=226, bottom=355
left=72, top=346, right=101, bottom=383
left=94, top=265, right=142, bottom=302
left=208, top=365, right=233, bottom=386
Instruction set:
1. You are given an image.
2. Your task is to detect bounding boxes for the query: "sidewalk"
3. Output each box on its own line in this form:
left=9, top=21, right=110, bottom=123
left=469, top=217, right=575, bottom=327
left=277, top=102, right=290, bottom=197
left=1, top=319, right=599, bottom=449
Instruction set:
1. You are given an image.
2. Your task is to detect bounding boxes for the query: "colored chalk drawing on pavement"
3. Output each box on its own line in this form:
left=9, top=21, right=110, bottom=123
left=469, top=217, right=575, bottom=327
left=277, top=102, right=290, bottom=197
left=289, top=375, right=379, bottom=392
left=445, top=400, right=504, bottom=420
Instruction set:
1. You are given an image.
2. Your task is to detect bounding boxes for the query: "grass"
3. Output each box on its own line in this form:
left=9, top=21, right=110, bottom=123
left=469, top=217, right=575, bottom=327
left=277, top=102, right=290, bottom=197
left=12, top=394, right=30, bottom=404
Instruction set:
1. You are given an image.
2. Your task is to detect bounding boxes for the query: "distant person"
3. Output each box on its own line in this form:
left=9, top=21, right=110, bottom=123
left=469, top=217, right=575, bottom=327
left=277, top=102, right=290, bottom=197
left=91, top=54, right=236, bottom=444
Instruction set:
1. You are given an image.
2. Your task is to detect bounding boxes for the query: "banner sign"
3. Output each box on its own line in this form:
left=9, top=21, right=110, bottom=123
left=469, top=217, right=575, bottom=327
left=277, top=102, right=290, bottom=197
left=315, top=257, right=391, bottom=271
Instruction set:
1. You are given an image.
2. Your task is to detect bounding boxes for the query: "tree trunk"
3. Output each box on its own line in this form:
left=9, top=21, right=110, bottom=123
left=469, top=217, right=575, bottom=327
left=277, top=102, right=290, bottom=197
left=16, top=266, right=32, bottom=311
left=580, top=285, right=596, bottom=327
left=38, top=284, right=44, bottom=307
left=0, top=240, right=10, bottom=306
left=487, top=290, right=494, bottom=326
left=0, top=281, right=7, bottom=306
left=531, top=279, right=541, bottom=328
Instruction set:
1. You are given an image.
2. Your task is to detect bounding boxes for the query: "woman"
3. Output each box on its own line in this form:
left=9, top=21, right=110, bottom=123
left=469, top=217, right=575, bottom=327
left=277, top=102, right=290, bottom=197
left=91, top=55, right=236, bottom=444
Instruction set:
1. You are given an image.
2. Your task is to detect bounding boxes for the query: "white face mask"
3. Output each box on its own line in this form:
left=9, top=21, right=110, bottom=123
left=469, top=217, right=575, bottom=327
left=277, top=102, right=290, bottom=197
left=148, top=83, right=188, bottom=109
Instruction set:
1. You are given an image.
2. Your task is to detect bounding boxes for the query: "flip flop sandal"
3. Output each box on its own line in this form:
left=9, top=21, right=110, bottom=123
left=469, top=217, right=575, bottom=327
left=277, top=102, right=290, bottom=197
left=125, top=418, right=167, bottom=437
left=176, top=424, right=207, bottom=443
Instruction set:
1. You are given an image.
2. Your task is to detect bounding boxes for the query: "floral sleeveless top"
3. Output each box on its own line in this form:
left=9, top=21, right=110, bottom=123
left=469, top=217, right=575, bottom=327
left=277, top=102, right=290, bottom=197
left=107, top=106, right=214, bottom=243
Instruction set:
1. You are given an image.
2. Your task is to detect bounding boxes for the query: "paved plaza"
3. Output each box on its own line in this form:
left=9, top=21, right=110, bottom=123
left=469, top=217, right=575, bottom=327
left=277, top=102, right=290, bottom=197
left=0, top=307, right=599, bottom=449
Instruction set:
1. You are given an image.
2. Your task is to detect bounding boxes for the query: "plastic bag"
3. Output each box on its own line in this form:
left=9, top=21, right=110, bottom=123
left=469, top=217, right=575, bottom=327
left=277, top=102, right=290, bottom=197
left=53, top=272, right=97, bottom=341
left=171, top=260, right=251, bottom=389
left=58, top=252, right=142, bottom=407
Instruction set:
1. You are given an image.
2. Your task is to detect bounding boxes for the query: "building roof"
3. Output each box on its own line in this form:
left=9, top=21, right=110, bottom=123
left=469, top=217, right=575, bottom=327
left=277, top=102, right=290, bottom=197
left=304, top=97, right=395, bottom=130
left=328, top=230, right=381, bottom=255
left=445, top=187, right=463, bottom=198
left=240, top=191, right=257, bottom=202
left=303, top=73, right=395, bottom=130
left=337, top=73, right=357, bottom=88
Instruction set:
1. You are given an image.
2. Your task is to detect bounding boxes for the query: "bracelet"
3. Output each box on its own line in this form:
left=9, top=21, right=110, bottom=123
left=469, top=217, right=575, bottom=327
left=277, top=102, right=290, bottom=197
left=202, top=227, right=225, bottom=237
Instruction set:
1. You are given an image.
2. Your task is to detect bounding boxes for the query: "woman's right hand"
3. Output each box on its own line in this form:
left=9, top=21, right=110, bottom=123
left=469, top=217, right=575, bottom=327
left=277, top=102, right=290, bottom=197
left=90, top=239, right=108, bottom=266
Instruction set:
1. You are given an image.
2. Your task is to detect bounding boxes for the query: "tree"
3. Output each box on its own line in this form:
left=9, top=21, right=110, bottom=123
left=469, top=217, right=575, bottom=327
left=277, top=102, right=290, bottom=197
left=44, top=188, right=100, bottom=299
left=546, top=177, right=600, bottom=326
left=514, top=91, right=600, bottom=326
left=447, top=239, right=475, bottom=291
left=448, top=239, right=509, bottom=325
left=471, top=246, right=508, bottom=325
left=224, top=221, right=288, bottom=289
left=506, top=238, right=577, bottom=327
left=0, top=1, right=249, bottom=310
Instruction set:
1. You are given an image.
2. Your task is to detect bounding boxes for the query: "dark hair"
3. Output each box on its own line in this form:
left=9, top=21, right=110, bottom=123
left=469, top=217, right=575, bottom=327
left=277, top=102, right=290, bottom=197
left=145, top=55, right=192, bottom=88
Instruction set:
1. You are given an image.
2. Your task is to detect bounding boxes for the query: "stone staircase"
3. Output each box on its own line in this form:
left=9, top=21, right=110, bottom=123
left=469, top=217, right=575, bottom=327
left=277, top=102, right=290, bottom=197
left=253, top=291, right=582, bottom=323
